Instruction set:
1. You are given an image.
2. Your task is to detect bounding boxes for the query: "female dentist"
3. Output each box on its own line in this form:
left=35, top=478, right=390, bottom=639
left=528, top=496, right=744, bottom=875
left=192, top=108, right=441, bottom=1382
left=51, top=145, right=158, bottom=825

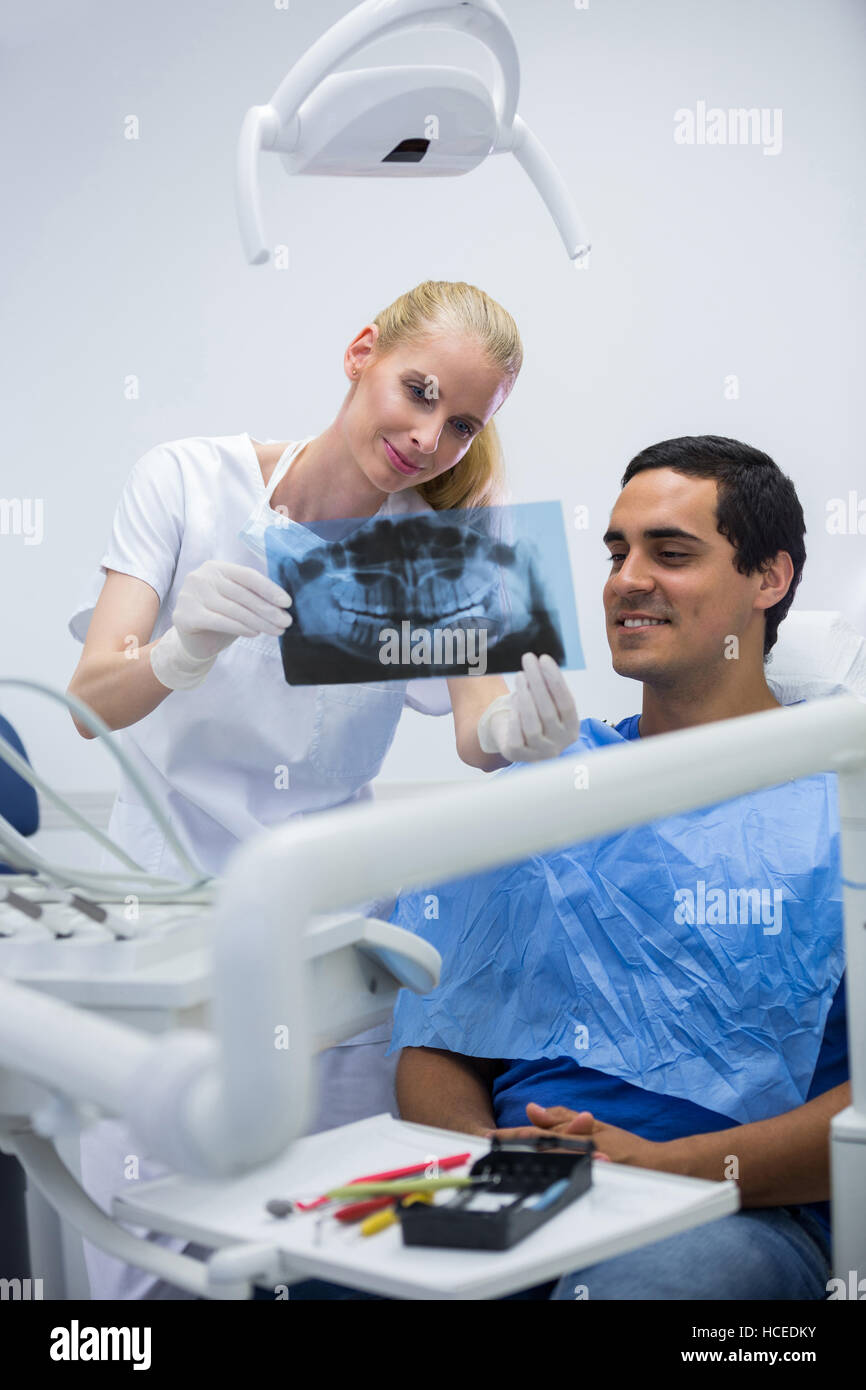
left=66, top=279, right=578, bottom=1298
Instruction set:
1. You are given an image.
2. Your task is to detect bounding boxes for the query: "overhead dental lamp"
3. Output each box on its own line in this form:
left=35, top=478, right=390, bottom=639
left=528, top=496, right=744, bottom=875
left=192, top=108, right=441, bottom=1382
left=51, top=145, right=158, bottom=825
left=236, top=0, right=590, bottom=266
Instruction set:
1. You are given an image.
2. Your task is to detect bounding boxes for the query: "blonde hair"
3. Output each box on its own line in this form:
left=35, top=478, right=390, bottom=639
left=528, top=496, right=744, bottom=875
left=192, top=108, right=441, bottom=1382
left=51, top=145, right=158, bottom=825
left=370, top=280, right=523, bottom=510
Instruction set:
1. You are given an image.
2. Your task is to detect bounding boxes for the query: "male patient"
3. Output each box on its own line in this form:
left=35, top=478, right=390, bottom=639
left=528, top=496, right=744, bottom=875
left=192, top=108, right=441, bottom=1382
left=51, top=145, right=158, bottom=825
left=394, top=435, right=849, bottom=1301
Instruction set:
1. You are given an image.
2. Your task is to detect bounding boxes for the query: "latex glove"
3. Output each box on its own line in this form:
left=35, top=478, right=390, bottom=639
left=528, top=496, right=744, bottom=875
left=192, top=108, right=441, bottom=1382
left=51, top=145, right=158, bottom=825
left=150, top=560, right=292, bottom=690
left=477, top=652, right=580, bottom=762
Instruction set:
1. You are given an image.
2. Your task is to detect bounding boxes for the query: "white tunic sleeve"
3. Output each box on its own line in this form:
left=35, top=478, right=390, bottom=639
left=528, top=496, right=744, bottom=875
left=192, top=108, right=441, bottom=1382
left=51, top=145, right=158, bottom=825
left=68, top=445, right=184, bottom=642
left=403, top=677, right=452, bottom=716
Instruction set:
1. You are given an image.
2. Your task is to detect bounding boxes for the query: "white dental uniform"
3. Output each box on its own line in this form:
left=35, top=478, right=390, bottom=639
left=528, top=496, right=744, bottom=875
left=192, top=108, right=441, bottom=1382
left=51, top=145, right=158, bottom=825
left=68, top=432, right=451, bottom=1299
left=69, top=433, right=449, bottom=881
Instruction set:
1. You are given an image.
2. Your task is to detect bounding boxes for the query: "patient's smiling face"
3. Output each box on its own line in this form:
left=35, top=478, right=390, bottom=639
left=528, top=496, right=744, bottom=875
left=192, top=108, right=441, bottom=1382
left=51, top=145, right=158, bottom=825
left=603, top=468, right=772, bottom=687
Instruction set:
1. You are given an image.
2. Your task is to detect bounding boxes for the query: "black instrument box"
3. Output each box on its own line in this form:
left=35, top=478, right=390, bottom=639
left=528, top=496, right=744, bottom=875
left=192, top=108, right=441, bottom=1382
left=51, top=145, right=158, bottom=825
left=400, top=1135, right=594, bottom=1252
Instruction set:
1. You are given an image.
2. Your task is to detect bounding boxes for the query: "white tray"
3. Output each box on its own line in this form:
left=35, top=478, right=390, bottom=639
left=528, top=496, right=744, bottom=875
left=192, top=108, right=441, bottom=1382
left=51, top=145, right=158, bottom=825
left=115, top=1114, right=740, bottom=1300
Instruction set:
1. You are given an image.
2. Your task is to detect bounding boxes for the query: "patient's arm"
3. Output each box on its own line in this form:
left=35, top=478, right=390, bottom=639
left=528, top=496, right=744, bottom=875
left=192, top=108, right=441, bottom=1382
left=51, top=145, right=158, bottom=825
left=396, top=1046, right=501, bottom=1136
left=657, top=1080, right=851, bottom=1206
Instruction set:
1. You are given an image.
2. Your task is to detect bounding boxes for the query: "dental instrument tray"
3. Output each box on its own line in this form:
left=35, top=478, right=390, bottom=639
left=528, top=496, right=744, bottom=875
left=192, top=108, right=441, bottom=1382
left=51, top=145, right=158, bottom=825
left=399, top=1136, right=593, bottom=1251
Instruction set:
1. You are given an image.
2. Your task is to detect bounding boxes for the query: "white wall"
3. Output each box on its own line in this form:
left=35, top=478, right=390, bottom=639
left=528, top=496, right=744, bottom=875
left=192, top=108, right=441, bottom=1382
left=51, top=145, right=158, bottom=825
left=2, top=0, right=864, bottom=805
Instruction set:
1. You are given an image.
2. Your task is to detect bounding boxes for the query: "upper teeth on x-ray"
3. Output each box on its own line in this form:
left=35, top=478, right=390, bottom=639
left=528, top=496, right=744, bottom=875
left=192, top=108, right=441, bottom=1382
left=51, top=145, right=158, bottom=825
left=264, top=503, right=584, bottom=685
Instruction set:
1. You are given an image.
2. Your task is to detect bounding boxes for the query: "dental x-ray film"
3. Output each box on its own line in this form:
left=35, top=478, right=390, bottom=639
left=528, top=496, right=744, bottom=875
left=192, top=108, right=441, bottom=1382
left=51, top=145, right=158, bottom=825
left=263, top=502, right=584, bottom=685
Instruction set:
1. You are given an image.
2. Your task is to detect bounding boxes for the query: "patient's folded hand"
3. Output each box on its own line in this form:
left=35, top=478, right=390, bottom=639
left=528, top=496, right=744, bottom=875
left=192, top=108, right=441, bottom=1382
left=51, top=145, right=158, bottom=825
left=487, top=1103, right=667, bottom=1166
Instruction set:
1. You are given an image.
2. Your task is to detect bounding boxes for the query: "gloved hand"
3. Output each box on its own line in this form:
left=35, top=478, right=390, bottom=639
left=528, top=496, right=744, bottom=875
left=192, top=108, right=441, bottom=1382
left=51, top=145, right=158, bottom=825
left=150, top=560, right=292, bottom=691
left=477, top=652, right=580, bottom=762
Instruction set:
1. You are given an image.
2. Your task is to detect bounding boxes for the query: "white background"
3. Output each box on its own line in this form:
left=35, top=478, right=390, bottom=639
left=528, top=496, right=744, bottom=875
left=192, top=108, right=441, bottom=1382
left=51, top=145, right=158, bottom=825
left=2, top=0, right=864, bottom=813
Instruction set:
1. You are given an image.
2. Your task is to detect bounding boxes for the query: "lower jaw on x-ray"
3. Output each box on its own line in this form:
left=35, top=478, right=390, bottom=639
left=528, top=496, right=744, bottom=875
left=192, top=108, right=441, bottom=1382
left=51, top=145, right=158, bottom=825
left=264, top=503, right=585, bottom=685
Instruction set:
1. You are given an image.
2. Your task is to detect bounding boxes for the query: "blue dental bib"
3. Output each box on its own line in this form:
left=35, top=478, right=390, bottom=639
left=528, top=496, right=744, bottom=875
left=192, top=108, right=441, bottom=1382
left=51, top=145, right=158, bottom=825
left=388, top=717, right=843, bottom=1125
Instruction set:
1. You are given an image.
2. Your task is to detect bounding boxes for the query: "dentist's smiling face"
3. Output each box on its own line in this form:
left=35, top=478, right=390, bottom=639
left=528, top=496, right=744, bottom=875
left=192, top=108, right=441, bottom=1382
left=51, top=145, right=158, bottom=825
left=603, top=468, right=769, bottom=686
left=343, top=325, right=512, bottom=494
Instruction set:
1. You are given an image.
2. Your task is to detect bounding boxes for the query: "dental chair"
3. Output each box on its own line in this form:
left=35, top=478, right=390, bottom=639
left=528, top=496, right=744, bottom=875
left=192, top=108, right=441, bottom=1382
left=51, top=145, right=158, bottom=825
left=1, top=610, right=864, bottom=1299
left=0, top=713, right=39, bottom=1287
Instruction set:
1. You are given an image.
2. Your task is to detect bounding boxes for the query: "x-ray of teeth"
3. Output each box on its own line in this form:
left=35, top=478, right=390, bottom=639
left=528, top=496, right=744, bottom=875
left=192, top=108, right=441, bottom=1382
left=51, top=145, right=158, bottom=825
left=263, top=502, right=585, bottom=685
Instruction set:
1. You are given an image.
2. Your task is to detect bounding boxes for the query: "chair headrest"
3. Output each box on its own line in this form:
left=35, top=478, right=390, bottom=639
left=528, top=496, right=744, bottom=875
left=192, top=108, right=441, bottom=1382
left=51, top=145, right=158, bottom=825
left=765, top=610, right=866, bottom=703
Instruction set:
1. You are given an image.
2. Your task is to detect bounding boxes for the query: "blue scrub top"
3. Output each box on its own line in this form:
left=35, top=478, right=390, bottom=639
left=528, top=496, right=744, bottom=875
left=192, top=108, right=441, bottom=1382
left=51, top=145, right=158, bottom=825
left=492, top=711, right=848, bottom=1246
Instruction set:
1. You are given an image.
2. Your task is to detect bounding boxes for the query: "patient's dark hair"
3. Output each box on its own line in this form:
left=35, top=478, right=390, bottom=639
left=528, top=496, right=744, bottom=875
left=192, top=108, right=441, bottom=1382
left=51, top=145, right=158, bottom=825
left=621, top=435, right=806, bottom=657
